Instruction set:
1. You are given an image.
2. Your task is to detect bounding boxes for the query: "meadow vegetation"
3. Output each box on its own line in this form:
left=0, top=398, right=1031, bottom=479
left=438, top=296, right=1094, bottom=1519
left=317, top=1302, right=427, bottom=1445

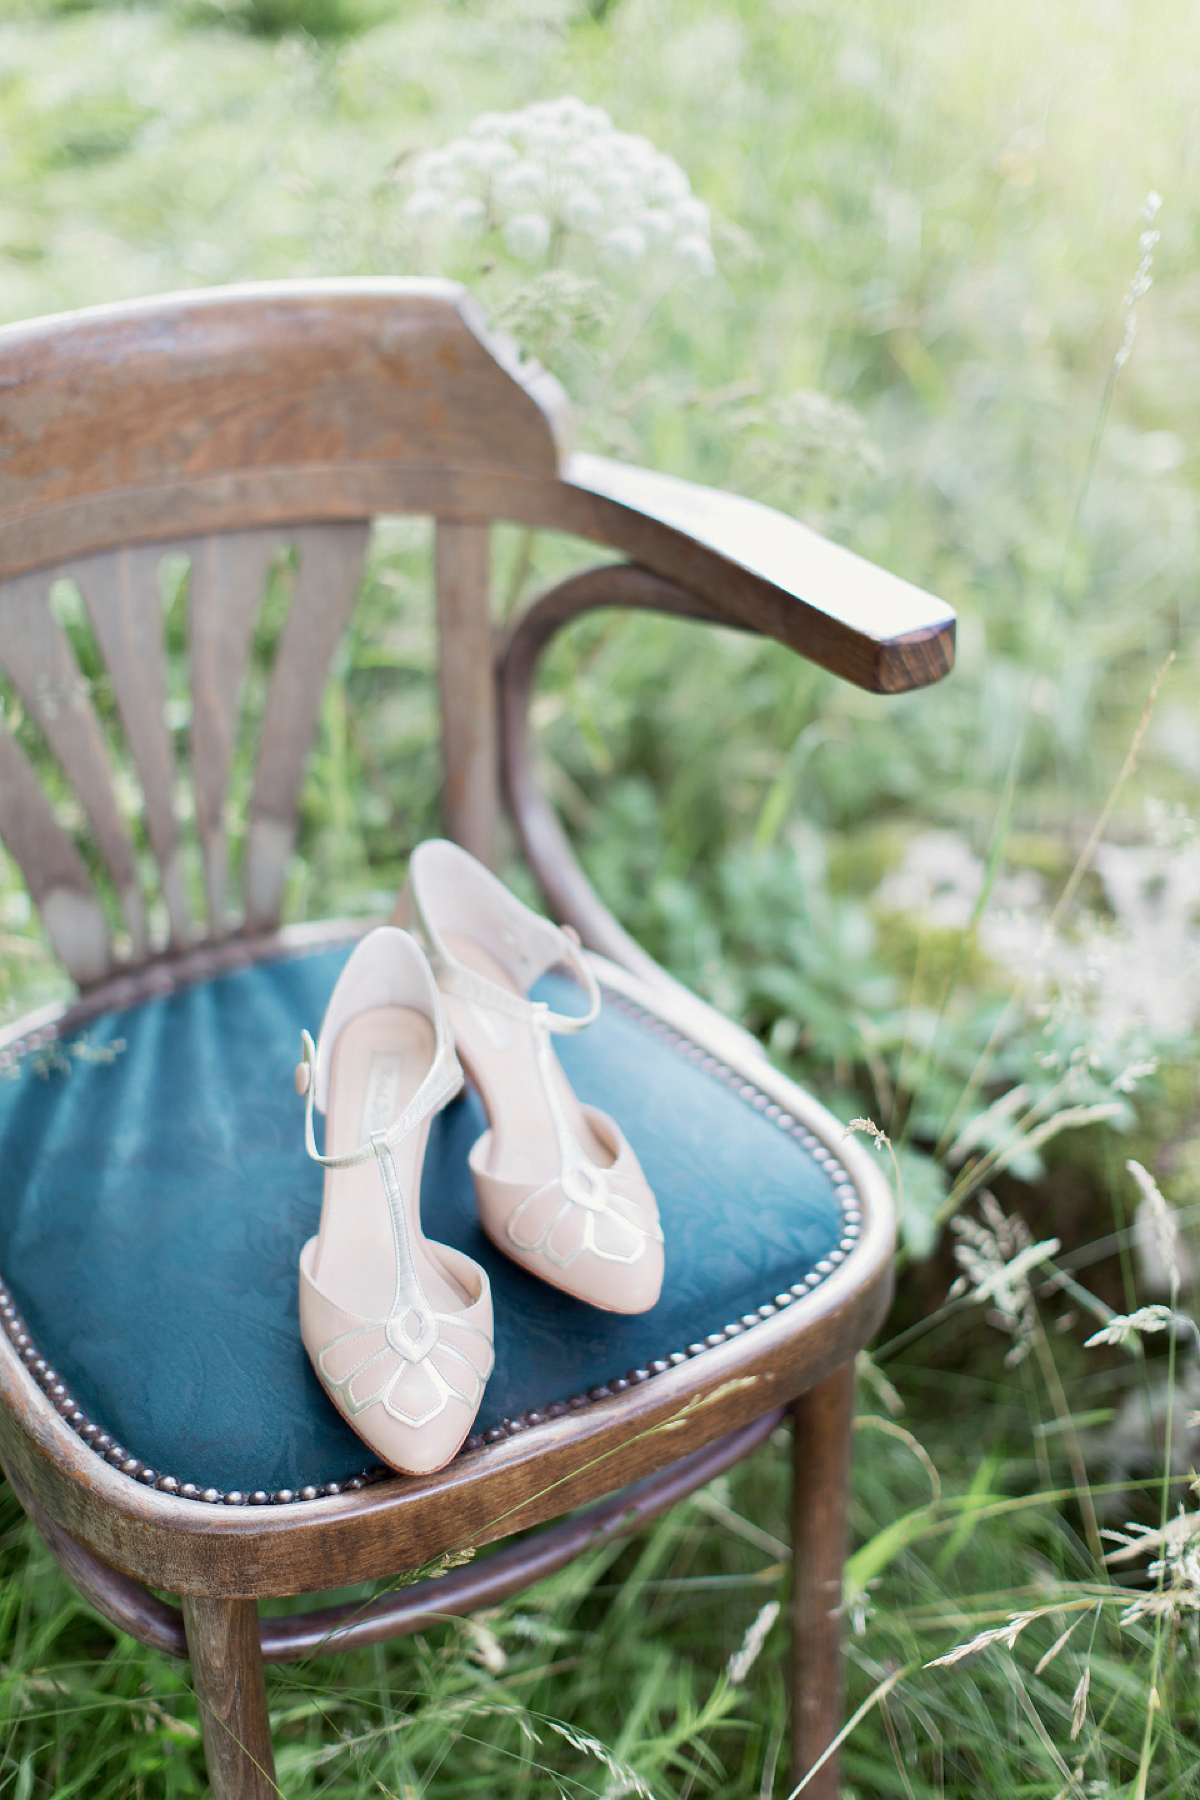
left=0, top=0, right=1199, bottom=1791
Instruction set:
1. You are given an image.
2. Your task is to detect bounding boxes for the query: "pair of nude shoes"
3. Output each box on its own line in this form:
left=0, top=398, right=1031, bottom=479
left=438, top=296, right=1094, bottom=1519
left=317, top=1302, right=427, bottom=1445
left=295, top=840, right=665, bottom=1477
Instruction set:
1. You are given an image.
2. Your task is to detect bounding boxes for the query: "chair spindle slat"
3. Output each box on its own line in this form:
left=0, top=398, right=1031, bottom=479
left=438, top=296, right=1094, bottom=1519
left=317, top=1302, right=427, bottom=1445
left=243, top=522, right=369, bottom=932
left=0, top=572, right=146, bottom=956
left=188, top=531, right=282, bottom=938
left=0, top=725, right=111, bottom=983
left=74, top=547, right=192, bottom=950
left=435, top=520, right=496, bottom=867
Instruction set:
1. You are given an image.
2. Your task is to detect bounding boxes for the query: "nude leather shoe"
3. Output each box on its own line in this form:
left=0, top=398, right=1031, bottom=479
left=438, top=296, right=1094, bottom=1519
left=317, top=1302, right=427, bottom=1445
left=296, top=926, right=494, bottom=1476
left=395, top=840, right=664, bottom=1315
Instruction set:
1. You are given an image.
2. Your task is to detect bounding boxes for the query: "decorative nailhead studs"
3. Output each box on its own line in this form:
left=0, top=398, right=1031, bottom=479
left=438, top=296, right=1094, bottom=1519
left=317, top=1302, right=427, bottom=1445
left=0, top=972, right=867, bottom=1513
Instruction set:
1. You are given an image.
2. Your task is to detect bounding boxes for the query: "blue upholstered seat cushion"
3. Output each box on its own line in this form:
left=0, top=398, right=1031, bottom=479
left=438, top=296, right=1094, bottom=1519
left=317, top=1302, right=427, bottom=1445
left=0, top=945, right=846, bottom=1495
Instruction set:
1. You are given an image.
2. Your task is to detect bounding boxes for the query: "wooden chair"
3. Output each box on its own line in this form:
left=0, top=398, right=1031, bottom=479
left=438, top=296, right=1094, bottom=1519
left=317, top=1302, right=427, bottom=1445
left=0, top=280, right=954, bottom=1798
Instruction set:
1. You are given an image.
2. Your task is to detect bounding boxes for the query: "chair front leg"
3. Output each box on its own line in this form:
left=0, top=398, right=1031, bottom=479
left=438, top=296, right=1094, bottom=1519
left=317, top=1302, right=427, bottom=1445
left=789, top=1360, right=855, bottom=1799
left=181, top=1595, right=278, bottom=1800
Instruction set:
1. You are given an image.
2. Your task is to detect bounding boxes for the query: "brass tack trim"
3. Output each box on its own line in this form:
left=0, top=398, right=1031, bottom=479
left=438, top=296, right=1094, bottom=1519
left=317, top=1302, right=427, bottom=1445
left=0, top=969, right=866, bottom=1501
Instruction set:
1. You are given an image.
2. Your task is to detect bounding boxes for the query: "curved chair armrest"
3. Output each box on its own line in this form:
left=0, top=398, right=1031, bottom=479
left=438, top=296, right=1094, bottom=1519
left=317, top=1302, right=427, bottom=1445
left=500, top=563, right=807, bottom=1066
left=558, top=453, right=955, bottom=695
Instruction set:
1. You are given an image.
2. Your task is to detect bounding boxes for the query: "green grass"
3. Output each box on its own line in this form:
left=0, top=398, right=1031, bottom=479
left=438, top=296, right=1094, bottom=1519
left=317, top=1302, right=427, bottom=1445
left=2, top=0, right=1200, bottom=1791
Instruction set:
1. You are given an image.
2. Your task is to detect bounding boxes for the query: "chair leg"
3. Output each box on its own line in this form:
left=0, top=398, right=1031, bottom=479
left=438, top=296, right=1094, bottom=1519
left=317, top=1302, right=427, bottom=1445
left=789, top=1360, right=855, bottom=1799
left=181, top=1595, right=278, bottom=1800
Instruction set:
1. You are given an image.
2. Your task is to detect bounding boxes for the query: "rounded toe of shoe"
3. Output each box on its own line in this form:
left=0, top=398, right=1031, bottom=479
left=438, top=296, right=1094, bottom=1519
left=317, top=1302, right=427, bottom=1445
left=368, top=1407, right=476, bottom=1477
left=601, top=1236, right=665, bottom=1314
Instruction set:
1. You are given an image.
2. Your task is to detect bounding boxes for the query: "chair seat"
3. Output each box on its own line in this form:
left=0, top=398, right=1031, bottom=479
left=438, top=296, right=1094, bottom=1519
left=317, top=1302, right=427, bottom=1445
left=0, top=937, right=853, bottom=1499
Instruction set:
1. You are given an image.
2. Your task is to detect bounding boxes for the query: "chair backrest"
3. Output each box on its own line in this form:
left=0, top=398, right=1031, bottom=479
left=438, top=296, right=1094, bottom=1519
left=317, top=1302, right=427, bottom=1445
left=0, top=280, right=569, bottom=986
left=0, top=278, right=956, bottom=992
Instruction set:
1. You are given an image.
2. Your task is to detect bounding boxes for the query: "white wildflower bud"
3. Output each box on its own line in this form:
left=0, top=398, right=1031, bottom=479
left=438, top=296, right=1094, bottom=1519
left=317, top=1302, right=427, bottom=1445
left=563, top=189, right=605, bottom=230
left=674, top=195, right=711, bottom=235
left=563, top=141, right=601, bottom=177
left=502, top=213, right=552, bottom=261
left=473, top=138, right=518, bottom=174
left=1144, top=189, right=1163, bottom=219
left=651, top=158, right=689, bottom=201
left=676, top=234, right=717, bottom=274
left=603, top=224, right=648, bottom=263
left=447, top=195, right=486, bottom=237
left=635, top=206, right=673, bottom=243
left=495, top=159, right=546, bottom=205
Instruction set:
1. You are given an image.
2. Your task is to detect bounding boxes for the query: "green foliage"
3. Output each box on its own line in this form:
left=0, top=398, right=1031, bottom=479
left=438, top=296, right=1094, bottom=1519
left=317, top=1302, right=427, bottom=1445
left=1, top=0, right=1200, bottom=1791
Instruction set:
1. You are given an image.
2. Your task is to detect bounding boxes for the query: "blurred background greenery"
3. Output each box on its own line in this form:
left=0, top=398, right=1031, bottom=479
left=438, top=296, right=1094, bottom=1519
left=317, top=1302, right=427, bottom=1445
left=1, top=0, right=1199, bottom=1792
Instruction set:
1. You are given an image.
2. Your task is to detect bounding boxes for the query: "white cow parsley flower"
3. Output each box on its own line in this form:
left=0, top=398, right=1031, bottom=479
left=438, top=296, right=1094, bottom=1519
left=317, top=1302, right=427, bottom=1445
left=405, top=95, right=715, bottom=274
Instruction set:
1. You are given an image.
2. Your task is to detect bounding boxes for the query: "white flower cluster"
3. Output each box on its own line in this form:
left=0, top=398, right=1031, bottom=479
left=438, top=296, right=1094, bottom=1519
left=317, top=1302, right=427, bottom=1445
left=877, top=822, right=1200, bottom=1059
left=405, top=96, right=714, bottom=274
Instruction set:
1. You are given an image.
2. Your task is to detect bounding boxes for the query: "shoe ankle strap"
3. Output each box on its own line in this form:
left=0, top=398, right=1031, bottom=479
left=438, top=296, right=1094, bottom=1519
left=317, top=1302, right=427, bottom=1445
left=426, top=925, right=602, bottom=1035
left=296, top=1029, right=463, bottom=1170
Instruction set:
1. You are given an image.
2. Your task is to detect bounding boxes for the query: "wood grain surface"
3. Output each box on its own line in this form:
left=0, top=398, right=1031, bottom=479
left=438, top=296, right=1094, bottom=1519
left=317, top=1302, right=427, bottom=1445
left=790, top=1362, right=856, bottom=1800
left=0, top=283, right=953, bottom=697
left=189, top=531, right=282, bottom=936
left=3, top=1411, right=782, bottom=1665
left=242, top=522, right=369, bottom=932
left=435, top=520, right=497, bottom=864
left=180, top=1594, right=277, bottom=1800
left=72, top=545, right=193, bottom=948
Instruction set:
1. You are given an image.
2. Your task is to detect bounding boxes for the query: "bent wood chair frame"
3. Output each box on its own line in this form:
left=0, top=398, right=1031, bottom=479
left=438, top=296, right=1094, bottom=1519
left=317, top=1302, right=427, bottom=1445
left=0, top=280, right=954, bottom=1798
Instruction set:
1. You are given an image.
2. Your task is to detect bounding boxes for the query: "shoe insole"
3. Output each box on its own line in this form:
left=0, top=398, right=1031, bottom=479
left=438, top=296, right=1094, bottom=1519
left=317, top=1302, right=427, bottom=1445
left=311, top=1006, right=468, bottom=1322
left=440, top=932, right=614, bottom=1183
